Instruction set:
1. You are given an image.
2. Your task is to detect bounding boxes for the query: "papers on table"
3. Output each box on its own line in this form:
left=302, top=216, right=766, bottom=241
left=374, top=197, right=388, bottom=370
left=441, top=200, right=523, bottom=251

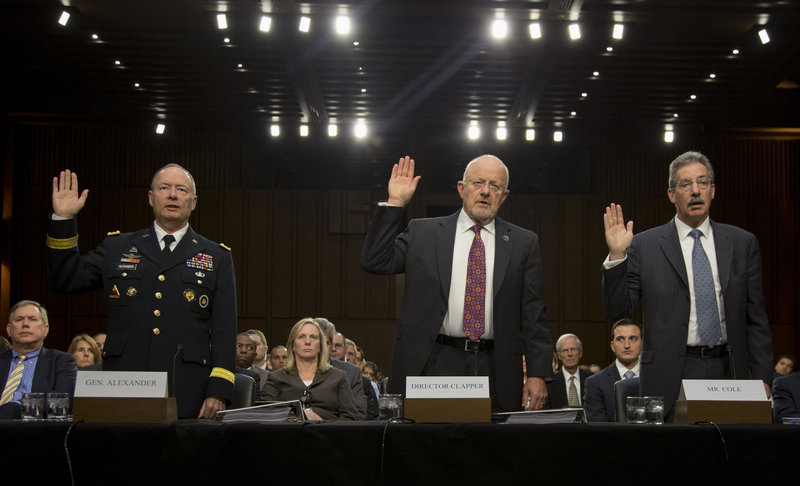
left=493, top=408, right=586, bottom=424
left=216, top=400, right=305, bottom=423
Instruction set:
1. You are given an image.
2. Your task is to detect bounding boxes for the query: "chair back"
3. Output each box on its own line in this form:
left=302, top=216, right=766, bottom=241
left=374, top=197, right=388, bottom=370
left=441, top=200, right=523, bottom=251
left=232, top=373, right=256, bottom=409
left=613, top=377, right=640, bottom=423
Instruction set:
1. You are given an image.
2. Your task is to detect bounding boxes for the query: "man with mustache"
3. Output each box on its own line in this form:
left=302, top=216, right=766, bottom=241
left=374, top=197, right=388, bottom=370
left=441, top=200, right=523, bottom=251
left=601, top=151, right=773, bottom=421
left=361, top=155, right=552, bottom=412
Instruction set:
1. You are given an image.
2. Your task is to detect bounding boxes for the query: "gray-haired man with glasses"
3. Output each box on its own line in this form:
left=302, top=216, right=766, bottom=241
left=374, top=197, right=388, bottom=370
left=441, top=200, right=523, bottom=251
left=601, top=150, right=773, bottom=422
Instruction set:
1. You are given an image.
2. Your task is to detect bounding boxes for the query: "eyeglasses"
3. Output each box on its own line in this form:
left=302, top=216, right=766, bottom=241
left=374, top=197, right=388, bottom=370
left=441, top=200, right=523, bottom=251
left=468, top=179, right=505, bottom=194
left=300, top=388, right=312, bottom=409
left=674, top=176, right=712, bottom=192
left=558, top=347, right=579, bottom=354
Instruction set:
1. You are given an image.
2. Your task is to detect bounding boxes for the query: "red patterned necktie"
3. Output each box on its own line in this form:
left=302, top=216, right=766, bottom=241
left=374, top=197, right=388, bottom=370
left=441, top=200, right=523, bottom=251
left=462, top=224, right=486, bottom=341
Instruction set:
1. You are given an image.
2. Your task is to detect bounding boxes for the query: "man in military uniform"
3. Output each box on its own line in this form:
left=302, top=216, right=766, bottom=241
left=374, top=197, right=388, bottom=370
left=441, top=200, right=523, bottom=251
left=46, top=164, right=237, bottom=419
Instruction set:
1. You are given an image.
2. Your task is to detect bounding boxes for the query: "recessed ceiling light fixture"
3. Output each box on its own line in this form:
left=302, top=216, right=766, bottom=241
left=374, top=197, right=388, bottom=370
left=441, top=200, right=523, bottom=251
left=216, top=14, right=227, bottom=30
left=259, top=16, right=272, bottom=33
left=155, top=124, right=166, bottom=135
left=496, top=121, right=507, bottom=141
left=299, top=16, right=311, bottom=33
left=299, top=125, right=309, bottom=137
left=328, top=123, right=338, bottom=137
left=553, top=130, right=563, bottom=142
left=58, top=11, right=70, bottom=26
left=525, top=129, right=535, bottom=141
left=758, top=29, right=770, bottom=44
left=335, top=16, right=351, bottom=35
left=468, top=122, right=480, bottom=140
left=270, top=124, right=280, bottom=137
left=612, top=24, right=624, bottom=40
left=529, top=22, right=542, bottom=39
left=354, top=120, right=367, bottom=138
left=492, top=19, right=508, bottom=39
left=664, top=130, right=674, bottom=143
left=569, top=24, right=581, bottom=40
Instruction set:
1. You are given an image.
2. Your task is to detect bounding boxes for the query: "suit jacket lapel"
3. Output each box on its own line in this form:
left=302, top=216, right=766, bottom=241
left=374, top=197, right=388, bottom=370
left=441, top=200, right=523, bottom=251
left=493, top=218, right=512, bottom=298
left=31, top=348, right=49, bottom=392
left=659, top=221, right=689, bottom=290
left=0, top=351, right=11, bottom=389
left=170, top=226, right=206, bottom=268
left=135, top=226, right=162, bottom=266
left=711, top=221, right=732, bottom=291
left=436, top=213, right=458, bottom=299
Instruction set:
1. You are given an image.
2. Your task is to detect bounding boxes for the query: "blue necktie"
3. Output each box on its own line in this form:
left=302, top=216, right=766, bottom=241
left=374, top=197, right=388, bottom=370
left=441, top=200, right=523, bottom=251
left=623, top=370, right=635, bottom=380
left=690, top=229, right=721, bottom=346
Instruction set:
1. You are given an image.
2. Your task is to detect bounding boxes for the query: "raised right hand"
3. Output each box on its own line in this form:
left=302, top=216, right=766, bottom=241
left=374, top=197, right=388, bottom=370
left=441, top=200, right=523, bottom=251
left=52, top=170, right=89, bottom=219
left=604, top=203, right=634, bottom=260
left=387, top=156, right=421, bottom=207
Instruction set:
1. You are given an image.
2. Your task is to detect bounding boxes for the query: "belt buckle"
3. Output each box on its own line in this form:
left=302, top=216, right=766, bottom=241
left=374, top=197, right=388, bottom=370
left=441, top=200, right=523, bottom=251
left=465, top=339, right=478, bottom=352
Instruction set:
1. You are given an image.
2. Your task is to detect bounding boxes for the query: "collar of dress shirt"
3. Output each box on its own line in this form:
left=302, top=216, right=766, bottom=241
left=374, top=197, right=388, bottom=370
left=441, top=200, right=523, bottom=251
left=674, top=215, right=712, bottom=242
left=153, top=222, right=189, bottom=248
left=615, top=359, right=640, bottom=378
left=457, top=209, right=496, bottom=236
left=12, top=347, right=41, bottom=360
left=561, top=367, right=579, bottom=380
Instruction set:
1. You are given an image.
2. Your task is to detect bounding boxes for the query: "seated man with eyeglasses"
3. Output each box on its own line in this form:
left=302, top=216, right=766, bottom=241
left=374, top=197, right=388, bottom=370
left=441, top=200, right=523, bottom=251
left=601, top=151, right=773, bottom=422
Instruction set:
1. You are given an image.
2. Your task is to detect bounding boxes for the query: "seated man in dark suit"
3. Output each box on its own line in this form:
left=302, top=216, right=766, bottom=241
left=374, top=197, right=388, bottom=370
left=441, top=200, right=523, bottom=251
left=235, top=332, right=270, bottom=400
left=772, top=372, right=800, bottom=423
left=584, top=318, right=642, bottom=422
left=1, top=300, right=77, bottom=419
left=545, top=334, right=592, bottom=409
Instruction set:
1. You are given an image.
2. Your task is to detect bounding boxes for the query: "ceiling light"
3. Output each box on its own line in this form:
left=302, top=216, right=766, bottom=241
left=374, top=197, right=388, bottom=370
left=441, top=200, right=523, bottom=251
left=260, top=16, right=272, bottom=33
left=673, top=113, right=679, bottom=118
left=581, top=92, right=588, bottom=98
left=91, top=34, right=99, bottom=40
left=155, top=124, right=166, bottom=135
left=270, top=124, right=280, bottom=137
left=612, top=24, right=624, bottom=40
left=593, top=71, right=600, bottom=77
left=353, top=41, right=360, bottom=46
left=114, top=60, right=121, bottom=66
left=606, top=46, right=613, bottom=52
left=553, top=130, right=563, bottom=142
left=335, top=16, right=351, bottom=35
left=328, top=124, right=338, bottom=137
left=709, top=73, right=716, bottom=79
left=223, top=37, right=230, bottom=43
left=664, top=130, right=674, bottom=143
left=525, top=129, right=535, bottom=141
left=690, top=94, right=697, bottom=100
left=758, top=29, right=770, bottom=44
left=361, top=88, right=367, bottom=93
left=237, top=63, right=243, bottom=69
left=217, top=14, right=228, bottom=30
left=299, top=125, right=309, bottom=137
left=568, top=24, right=581, bottom=40
left=299, top=16, right=311, bottom=33
left=529, top=22, right=542, bottom=39
left=467, top=124, right=480, bottom=140
left=58, top=11, right=70, bottom=26
left=492, top=20, right=508, bottom=39
left=496, top=125, right=507, bottom=141
left=732, top=48, right=739, bottom=55
left=134, top=82, right=140, bottom=88
left=570, top=111, right=577, bottom=116
left=354, top=120, right=367, bottom=138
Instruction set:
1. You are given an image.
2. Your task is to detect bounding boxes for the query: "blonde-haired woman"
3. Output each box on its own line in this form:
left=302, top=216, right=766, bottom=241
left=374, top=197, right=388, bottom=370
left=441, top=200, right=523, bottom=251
left=68, top=334, right=102, bottom=369
left=263, top=318, right=358, bottom=420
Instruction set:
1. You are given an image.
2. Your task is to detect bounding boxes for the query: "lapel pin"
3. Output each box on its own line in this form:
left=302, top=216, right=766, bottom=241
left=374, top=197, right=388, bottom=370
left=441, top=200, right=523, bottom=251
left=503, top=235, right=510, bottom=241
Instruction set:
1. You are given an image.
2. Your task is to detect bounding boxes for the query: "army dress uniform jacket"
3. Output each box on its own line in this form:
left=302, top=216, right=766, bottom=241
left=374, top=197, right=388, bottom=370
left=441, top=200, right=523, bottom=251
left=46, top=217, right=237, bottom=418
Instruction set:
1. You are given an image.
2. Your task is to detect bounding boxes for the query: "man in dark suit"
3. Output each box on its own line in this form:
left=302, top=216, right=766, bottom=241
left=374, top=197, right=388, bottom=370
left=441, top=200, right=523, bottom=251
left=546, top=333, right=592, bottom=409
left=584, top=318, right=642, bottom=422
left=601, top=151, right=773, bottom=421
left=313, top=318, right=369, bottom=419
left=47, top=165, right=237, bottom=419
left=361, top=155, right=552, bottom=412
left=772, top=372, right=800, bottom=422
left=1, top=300, right=77, bottom=419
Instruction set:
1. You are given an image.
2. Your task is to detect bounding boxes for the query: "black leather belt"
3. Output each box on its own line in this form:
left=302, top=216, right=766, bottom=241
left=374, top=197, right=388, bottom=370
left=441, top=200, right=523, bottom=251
left=436, top=334, right=494, bottom=352
left=686, top=344, right=727, bottom=358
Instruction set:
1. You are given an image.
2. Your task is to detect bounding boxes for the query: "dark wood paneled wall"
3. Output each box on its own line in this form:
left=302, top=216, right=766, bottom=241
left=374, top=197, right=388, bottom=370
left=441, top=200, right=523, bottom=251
left=2, top=121, right=798, bottom=375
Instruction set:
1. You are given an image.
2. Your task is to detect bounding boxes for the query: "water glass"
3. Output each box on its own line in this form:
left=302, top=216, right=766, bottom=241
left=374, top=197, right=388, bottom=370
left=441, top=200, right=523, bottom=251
left=47, top=392, right=72, bottom=421
left=21, top=392, right=46, bottom=421
left=378, top=394, right=403, bottom=420
left=626, top=396, right=646, bottom=424
left=644, top=396, right=664, bottom=424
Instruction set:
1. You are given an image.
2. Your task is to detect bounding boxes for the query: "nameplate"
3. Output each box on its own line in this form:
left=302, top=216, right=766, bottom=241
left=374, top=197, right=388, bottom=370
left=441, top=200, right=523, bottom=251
left=75, top=371, right=168, bottom=398
left=405, top=376, right=489, bottom=399
left=679, top=379, right=767, bottom=401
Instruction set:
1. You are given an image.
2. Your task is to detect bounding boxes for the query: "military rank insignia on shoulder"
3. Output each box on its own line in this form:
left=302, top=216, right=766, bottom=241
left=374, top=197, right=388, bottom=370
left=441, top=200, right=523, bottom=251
left=220, top=243, right=231, bottom=251
left=107, top=230, right=121, bottom=236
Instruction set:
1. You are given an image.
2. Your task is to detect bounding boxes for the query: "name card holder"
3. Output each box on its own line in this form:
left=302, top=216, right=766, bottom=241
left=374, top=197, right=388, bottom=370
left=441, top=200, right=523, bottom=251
left=73, top=371, right=177, bottom=423
left=673, top=379, right=771, bottom=424
left=404, top=376, right=491, bottom=423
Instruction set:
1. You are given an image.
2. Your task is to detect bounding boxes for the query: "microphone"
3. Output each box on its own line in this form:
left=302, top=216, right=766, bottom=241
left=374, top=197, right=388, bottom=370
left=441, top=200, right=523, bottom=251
left=726, top=345, right=736, bottom=379
left=172, top=344, right=184, bottom=397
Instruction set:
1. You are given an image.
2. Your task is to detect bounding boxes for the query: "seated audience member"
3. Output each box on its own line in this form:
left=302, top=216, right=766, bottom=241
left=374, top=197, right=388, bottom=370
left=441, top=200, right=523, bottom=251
left=263, top=318, right=358, bottom=421
left=0, top=336, right=10, bottom=353
left=68, top=334, right=102, bottom=369
left=269, top=345, right=289, bottom=371
left=246, top=329, right=270, bottom=370
left=92, top=332, right=106, bottom=352
left=362, top=361, right=380, bottom=401
left=545, top=334, right=593, bottom=409
left=772, top=372, right=800, bottom=423
left=584, top=318, right=642, bottom=422
left=345, top=339, right=358, bottom=366
left=774, top=354, right=797, bottom=380
left=314, top=318, right=368, bottom=419
left=236, top=332, right=269, bottom=399
left=1, top=300, right=77, bottom=419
